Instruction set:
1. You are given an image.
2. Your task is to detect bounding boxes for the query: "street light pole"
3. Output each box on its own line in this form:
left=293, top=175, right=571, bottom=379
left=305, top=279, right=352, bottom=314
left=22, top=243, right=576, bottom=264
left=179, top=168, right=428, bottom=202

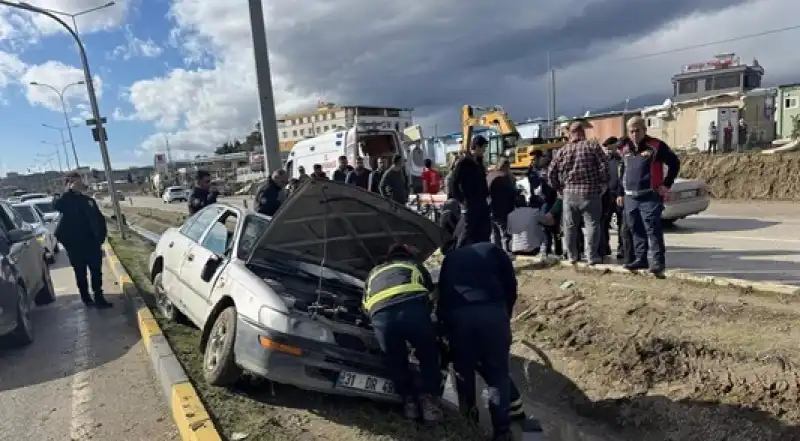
left=4, top=1, right=126, bottom=238
left=31, top=81, right=84, bottom=168
left=41, top=141, right=64, bottom=171
left=247, top=0, right=281, bottom=174
left=42, top=123, right=77, bottom=169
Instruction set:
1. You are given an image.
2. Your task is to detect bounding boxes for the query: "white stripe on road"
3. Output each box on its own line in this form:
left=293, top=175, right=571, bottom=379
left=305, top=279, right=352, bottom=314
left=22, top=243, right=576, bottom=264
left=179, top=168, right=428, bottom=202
left=70, top=307, right=94, bottom=440
left=670, top=233, right=800, bottom=244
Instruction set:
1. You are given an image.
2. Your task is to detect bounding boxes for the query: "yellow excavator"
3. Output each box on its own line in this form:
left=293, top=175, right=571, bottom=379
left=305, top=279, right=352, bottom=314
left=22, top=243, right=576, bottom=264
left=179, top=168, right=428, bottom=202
left=459, top=105, right=566, bottom=174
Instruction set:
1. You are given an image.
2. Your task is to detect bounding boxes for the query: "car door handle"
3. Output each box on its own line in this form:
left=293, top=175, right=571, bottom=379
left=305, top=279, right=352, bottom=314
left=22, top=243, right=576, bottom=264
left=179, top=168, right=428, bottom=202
left=186, top=254, right=194, bottom=262
left=168, top=241, right=174, bottom=248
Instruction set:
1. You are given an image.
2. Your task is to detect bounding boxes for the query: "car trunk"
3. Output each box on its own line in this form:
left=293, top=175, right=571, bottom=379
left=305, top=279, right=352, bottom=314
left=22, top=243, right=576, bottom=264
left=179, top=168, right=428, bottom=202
left=248, top=179, right=448, bottom=281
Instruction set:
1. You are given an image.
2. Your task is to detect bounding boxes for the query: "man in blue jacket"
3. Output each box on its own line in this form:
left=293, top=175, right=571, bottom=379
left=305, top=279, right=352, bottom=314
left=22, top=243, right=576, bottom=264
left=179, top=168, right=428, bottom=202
left=437, top=239, right=531, bottom=441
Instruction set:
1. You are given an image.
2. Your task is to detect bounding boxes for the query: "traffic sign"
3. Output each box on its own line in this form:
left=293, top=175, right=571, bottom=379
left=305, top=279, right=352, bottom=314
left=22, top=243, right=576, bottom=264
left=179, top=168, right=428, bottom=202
left=91, top=127, right=108, bottom=142
left=86, top=117, right=107, bottom=126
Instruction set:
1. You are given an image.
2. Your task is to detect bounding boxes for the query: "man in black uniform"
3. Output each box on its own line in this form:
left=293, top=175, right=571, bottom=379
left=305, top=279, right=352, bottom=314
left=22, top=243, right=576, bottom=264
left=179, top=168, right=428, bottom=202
left=254, top=169, right=289, bottom=216
left=188, top=170, right=218, bottom=215
left=437, top=239, right=529, bottom=441
left=450, top=135, right=491, bottom=246
left=363, top=243, right=442, bottom=422
left=332, top=155, right=350, bottom=182
left=54, top=171, right=111, bottom=308
left=368, top=156, right=390, bottom=193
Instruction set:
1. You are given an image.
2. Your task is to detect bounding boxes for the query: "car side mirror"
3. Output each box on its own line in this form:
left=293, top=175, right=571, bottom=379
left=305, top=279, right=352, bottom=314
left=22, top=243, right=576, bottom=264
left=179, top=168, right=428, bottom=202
left=200, top=255, right=223, bottom=282
left=8, top=228, right=34, bottom=243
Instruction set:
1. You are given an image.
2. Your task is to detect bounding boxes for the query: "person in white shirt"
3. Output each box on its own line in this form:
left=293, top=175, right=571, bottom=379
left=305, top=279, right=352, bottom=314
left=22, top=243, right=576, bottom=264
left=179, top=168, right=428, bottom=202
left=506, top=199, right=548, bottom=255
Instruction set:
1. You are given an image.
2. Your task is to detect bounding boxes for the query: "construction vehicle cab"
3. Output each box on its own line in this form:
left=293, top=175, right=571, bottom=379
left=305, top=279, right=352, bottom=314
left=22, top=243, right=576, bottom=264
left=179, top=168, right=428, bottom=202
left=461, top=105, right=519, bottom=167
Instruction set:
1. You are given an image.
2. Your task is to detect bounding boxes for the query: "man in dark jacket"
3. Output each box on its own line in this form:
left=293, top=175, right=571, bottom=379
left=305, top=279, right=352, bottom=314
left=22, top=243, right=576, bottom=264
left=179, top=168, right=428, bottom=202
left=617, top=116, right=680, bottom=274
left=332, top=156, right=350, bottom=182
left=54, top=171, right=111, bottom=308
left=487, top=157, right=517, bottom=251
left=437, top=240, right=521, bottom=441
left=254, top=169, right=288, bottom=216
left=369, top=156, right=389, bottom=193
left=345, top=156, right=371, bottom=189
left=378, top=155, right=409, bottom=204
left=310, top=164, right=328, bottom=180
left=363, top=243, right=442, bottom=422
left=450, top=135, right=491, bottom=246
left=188, top=170, right=218, bottom=215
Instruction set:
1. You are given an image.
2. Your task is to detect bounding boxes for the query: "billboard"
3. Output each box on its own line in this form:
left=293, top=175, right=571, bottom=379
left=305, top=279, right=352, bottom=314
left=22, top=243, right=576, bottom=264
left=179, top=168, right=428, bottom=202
left=154, top=153, right=168, bottom=174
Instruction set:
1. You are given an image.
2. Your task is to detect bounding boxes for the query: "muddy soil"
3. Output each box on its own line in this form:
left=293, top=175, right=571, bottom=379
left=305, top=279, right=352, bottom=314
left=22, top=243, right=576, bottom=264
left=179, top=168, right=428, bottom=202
left=680, top=152, right=800, bottom=201
left=511, top=265, right=800, bottom=441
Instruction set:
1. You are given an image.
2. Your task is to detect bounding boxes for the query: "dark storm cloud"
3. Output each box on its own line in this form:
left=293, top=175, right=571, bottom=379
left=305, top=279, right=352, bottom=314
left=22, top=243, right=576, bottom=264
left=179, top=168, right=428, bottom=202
left=266, top=0, right=747, bottom=121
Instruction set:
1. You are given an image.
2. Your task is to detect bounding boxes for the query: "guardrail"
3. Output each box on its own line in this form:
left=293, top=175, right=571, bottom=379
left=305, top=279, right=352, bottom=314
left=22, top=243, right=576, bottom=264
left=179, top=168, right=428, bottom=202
left=128, top=224, right=160, bottom=244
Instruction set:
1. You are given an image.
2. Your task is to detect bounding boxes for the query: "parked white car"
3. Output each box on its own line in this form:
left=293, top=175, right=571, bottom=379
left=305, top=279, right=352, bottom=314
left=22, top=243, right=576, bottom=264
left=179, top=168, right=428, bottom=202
left=12, top=201, right=59, bottom=263
left=660, top=178, right=711, bottom=225
left=162, top=186, right=188, bottom=204
left=147, top=180, right=443, bottom=400
left=26, top=197, right=60, bottom=224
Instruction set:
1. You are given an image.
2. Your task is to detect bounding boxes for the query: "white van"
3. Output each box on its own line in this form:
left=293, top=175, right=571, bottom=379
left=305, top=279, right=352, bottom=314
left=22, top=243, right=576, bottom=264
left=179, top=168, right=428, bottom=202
left=285, top=125, right=423, bottom=192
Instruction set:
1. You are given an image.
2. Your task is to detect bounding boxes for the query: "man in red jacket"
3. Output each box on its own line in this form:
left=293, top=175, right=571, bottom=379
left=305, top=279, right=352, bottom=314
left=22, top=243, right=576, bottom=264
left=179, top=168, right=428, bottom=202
left=616, top=116, right=681, bottom=275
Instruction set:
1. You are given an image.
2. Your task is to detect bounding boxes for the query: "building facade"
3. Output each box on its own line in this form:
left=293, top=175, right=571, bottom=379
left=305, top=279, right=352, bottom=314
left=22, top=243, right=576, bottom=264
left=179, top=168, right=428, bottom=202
left=277, top=101, right=414, bottom=152
left=671, top=53, right=764, bottom=101
left=775, top=84, right=800, bottom=140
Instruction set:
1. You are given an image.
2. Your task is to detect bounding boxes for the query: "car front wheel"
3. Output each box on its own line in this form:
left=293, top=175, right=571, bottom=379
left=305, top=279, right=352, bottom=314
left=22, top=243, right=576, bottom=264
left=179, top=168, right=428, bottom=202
left=35, top=266, right=56, bottom=306
left=202, top=306, right=242, bottom=386
left=153, top=272, right=181, bottom=321
left=8, top=284, right=34, bottom=346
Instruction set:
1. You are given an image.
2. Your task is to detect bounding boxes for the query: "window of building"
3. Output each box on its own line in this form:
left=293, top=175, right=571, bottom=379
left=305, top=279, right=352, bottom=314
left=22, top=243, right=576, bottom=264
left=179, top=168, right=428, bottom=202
left=405, top=122, right=411, bottom=128
left=707, top=73, right=741, bottom=90
left=323, top=125, right=329, bottom=131
left=292, top=130, right=297, bottom=137
left=316, top=127, right=321, bottom=133
left=387, top=109, right=400, bottom=118
left=281, top=131, right=287, bottom=139
left=785, top=97, right=798, bottom=109
left=678, top=79, right=697, bottom=94
left=314, top=115, right=319, bottom=122
left=292, top=119, right=297, bottom=125
left=743, top=73, right=761, bottom=89
left=299, top=128, right=305, bottom=136
left=646, top=117, right=661, bottom=129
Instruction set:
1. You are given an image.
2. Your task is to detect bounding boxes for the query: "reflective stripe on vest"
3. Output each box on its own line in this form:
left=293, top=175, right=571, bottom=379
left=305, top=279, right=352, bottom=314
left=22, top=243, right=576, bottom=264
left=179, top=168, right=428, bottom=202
left=363, top=262, right=427, bottom=312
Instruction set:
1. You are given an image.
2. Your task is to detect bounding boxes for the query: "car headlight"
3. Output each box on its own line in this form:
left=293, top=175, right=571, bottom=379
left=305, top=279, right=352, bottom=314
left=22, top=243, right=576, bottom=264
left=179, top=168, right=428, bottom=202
left=258, top=306, right=335, bottom=344
left=36, top=234, right=46, bottom=244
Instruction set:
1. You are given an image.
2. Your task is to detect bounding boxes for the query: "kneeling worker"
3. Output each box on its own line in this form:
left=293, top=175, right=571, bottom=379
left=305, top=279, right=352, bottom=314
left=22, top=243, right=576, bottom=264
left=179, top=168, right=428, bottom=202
left=437, top=236, right=540, bottom=441
left=363, top=243, right=443, bottom=422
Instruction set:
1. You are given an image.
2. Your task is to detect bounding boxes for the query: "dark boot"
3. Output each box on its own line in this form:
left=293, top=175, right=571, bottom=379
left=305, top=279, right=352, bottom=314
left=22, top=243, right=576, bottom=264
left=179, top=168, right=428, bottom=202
left=94, top=292, right=112, bottom=309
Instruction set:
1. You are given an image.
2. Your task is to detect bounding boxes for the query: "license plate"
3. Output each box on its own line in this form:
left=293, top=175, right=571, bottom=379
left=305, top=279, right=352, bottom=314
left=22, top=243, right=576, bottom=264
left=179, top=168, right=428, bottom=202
left=337, top=371, right=395, bottom=395
left=680, top=190, right=697, bottom=199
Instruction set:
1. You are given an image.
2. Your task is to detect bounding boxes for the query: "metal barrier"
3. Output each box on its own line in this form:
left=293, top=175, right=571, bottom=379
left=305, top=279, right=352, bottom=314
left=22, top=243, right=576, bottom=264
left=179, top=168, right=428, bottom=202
left=128, top=224, right=160, bottom=244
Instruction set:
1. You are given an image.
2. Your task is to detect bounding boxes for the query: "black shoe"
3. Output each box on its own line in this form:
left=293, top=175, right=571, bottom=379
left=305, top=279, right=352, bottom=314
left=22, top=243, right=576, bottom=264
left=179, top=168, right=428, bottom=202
left=623, top=260, right=648, bottom=271
left=615, top=252, right=624, bottom=260
left=649, top=266, right=666, bottom=277
left=518, top=417, right=543, bottom=433
left=81, top=298, right=95, bottom=307
left=94, top=297, right=113, bottom=309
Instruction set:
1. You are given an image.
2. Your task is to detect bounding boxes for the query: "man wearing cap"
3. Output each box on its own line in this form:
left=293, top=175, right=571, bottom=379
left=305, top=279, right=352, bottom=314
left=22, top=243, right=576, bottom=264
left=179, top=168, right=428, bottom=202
left=53, top=171, right=112, bottom=308
left=363, top=243, right=442, bottom=422
left=547, top=120, right=608, bottom=264
left=450, top=135, right=491, bottom=246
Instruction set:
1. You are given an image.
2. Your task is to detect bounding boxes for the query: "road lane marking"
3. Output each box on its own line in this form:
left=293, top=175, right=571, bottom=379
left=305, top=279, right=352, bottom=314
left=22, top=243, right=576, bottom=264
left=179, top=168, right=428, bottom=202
left=70, top=307, right=94, bottom=441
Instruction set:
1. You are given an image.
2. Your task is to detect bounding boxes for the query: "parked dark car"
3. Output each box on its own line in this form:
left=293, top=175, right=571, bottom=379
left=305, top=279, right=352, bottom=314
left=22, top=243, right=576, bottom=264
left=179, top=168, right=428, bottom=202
left=0, top=200, right=56, bottom=347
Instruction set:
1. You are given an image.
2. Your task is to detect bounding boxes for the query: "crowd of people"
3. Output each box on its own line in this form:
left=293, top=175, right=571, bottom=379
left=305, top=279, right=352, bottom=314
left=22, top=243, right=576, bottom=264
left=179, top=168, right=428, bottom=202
left=177, top=116, right=680, bottom=440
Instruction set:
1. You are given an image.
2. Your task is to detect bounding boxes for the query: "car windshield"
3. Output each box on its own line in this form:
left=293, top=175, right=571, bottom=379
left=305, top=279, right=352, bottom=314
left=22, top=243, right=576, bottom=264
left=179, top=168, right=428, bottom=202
left=170, top=188, right=183, bottom=193
left=34, top=202, right=55, bottom=214
left=20, top=193, right=47, bottom=202
left=237, top=215, right=271, bottom=259
left=13, top=205, right=38, bottom=223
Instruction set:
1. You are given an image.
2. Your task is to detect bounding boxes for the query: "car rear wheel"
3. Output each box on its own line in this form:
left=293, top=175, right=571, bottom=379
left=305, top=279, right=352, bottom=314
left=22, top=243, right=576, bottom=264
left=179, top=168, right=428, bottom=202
left=9, top=284, right=34, bottom=346
left=203, top=306, right=242, bottom=386
left=35, top=266, right=56, bottom=306
left=153, top=272, right=181, bottom=321
left=44, top=249, right=55, bottom=265
left=54, top=242, right=60, bottom=254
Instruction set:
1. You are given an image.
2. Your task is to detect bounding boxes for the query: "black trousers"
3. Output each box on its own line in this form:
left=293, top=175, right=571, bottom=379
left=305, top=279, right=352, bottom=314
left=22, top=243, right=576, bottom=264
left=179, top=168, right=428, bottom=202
left=458, top=207, right=492, bottom=247
left=68, top=246, right=105, bottom=301
left=445, top=304, right=512, bottom=436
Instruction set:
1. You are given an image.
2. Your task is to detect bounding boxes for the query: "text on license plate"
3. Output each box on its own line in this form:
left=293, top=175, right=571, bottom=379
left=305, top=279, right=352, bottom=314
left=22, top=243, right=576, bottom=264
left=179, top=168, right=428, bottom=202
left=680, top=190, right=697, bottom=199
left=337, top=371, right=395, bottom=395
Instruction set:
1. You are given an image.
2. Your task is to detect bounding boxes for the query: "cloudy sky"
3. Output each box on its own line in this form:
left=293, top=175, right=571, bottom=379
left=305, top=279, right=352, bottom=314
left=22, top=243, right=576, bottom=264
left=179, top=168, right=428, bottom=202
left=0, top=0, right=798, bottom=174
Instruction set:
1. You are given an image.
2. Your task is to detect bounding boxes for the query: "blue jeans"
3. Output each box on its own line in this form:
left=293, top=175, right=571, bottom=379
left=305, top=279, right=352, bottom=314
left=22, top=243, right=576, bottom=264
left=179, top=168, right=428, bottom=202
left=443, top=304, right=512, bottom=436
left=624, top=192, right=665, bottom=269
left=371, top=299, right=441, bottom=399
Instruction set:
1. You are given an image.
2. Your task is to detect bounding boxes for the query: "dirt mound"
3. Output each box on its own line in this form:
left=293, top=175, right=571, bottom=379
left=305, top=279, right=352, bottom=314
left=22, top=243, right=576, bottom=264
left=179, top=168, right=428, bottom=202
left=679, top=153, right=800, bottom=200
left=512, top=266, right=800, bottom=441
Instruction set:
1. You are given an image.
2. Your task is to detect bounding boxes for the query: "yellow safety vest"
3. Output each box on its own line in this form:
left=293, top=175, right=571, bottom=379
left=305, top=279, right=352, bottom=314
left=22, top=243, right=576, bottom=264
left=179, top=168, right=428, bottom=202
left=363, top=261, right=428, bottom=313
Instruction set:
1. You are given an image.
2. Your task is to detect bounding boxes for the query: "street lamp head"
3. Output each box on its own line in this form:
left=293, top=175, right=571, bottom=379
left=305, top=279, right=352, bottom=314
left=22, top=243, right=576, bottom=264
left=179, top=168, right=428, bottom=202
left=76, top=80, right=85, bottom=85
left=30, top=81, right=40, bottom=85
left=104, top=1, right=115, bottom=6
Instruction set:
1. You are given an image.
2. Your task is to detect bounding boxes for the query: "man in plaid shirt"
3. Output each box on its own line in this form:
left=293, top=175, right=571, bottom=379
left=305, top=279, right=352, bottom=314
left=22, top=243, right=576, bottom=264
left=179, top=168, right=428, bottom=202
left=547, top=120, right=609, bottom=264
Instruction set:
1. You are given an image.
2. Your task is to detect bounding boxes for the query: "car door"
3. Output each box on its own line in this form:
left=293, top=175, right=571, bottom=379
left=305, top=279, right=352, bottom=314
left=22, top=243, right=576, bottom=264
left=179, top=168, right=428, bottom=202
left=165, top=207, right=223, bottom=318
left=0, top=202, right=41, bottom=296
left=178, top=210, right=240, bottom=324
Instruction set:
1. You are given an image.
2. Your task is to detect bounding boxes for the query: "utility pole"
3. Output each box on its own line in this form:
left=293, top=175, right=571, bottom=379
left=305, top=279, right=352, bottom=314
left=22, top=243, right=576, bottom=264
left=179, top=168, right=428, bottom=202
left=248, top=0, right=282, bottom=173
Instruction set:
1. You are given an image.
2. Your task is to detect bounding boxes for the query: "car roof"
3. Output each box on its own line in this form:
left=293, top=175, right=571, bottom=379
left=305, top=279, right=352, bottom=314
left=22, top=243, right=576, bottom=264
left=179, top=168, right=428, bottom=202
left=26, top=197, right=54, bottom=204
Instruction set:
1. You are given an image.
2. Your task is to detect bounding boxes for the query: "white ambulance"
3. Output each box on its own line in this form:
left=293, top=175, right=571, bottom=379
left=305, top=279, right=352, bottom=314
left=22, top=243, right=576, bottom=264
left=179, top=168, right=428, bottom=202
left=284, top=123, right=424, bottom=192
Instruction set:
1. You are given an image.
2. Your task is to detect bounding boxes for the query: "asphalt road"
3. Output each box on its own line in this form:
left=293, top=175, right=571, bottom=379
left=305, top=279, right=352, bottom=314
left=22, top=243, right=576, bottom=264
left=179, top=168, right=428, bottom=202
left=124, top=196, right=800, bottom=286
left=0, top=251, right=178, bottom=441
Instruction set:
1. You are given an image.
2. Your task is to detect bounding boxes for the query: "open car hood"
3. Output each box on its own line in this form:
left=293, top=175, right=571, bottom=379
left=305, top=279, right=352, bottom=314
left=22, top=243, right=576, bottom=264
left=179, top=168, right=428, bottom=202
left=248, top=179, right=448, bottom=279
